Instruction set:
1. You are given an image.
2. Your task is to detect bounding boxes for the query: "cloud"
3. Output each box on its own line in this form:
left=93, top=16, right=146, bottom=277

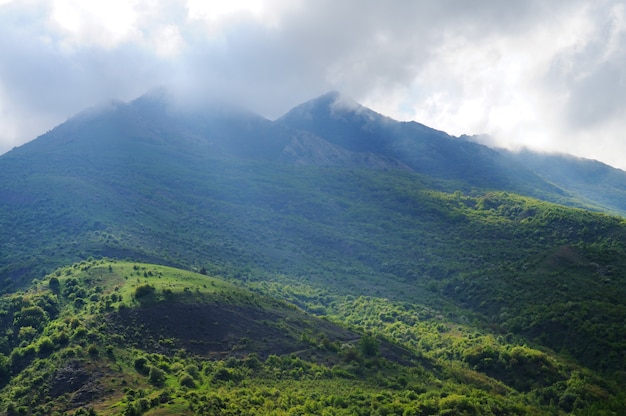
left=0, top=0, right=625, bottom=169
left=557, top=4, right=626, bottom=128
left=50, top=0, right=140, bottom=49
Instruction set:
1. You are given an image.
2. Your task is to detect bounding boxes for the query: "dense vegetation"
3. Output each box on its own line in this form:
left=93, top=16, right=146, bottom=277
left=1, top=260, right=623, bottom=415
left=2, top=91, right=626, bottom=414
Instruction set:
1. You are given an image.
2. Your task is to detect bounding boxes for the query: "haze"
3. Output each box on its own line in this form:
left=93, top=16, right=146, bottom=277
left=1, top=0, right=625, bottom=169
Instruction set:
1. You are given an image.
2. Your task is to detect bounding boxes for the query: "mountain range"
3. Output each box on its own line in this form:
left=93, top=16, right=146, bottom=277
left=1, top=89, right=626, bottom=414
left=7, top=88, right=626, bottom=211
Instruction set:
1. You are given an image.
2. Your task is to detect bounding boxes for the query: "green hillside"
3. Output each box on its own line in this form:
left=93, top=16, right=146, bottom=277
left=2, top=160, right=626, bottom=412
left=1, top=260, right=623, bottom=415
left=2, top=92, right=626, bottom=414
left=3, top=151, right=626, bottom=374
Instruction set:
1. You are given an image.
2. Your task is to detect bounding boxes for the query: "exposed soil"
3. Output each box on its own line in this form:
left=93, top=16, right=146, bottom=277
left=543, top=245, right=588, bottom=269
left=108, top=300, right=332, bottom=358
left=48, top=359, right=111, bottom=409
left=106, top=297, right=423, bottom=366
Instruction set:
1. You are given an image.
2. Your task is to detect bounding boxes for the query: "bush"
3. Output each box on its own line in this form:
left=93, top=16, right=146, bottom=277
left=48, top=277, right=60, bottom=289
left=212, top=368, right=234, bottom=382
left=0, top=353, right=9, bottom=378
left=134, top=284, right=155, bottom=299
left=358, top=334, right=379, bottom=357
left=184, top=364, right=200, bottom=379
left=134, top=356, right=149, bottom=374
left=148, top=366, right=166, bottom=385
left=52, top=330, right=69, bottom=345
left=36, top=336, right=55, bottom=353
left=179, top=372, right=196, bottom=388
left=87, top=344, right=99, bottom=355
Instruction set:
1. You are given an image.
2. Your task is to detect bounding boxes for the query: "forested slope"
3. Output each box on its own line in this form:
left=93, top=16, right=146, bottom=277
left=1, top=260, right=623, bottom=415
left=1, top=91, right=626, bottom=414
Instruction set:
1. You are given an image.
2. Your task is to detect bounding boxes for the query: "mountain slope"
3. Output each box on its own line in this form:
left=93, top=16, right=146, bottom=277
left=0, top=260, right=423, bottom=414
left=503, top=149, right=626, bottom=216
left=280, top=132, right=412, bottom=171
left=1, top=260, right=621, bottom=415
left=277, top=92, right=570, bottom=200
left=1, top=90, right=626, bottom=413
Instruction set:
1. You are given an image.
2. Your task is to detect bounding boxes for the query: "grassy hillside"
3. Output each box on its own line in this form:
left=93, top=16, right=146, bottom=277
left=2, top=153, right=626, bottom=374
left=1, top=260, right=623, bottom=415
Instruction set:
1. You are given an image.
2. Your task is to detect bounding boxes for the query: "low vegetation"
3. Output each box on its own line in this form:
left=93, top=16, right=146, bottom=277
left=0, top=259, right=624, bottom=415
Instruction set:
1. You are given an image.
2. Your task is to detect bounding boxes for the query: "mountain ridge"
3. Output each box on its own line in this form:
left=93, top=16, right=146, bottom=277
left=7, top=88, right=626, bottom=217
left=278, top=91, right=626, bottom=216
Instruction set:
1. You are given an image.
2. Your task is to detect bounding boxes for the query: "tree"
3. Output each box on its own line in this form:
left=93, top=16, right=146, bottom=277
left=358, top=334, right=379, bottom=357
left=48, top=277, right=60, bottom=292
left=179, top=372, right=196, bottom=388
left=148, top=366, right=166, bottom=385
left=36, top=336, right=55, bottom=353
left=134, top=284, right=155, bottom=299
left=0, top=353, right=9, bottom=378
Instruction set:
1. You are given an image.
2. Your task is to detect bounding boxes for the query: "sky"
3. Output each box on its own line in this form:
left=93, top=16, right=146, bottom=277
left=1, top=0, right=625, bottom=169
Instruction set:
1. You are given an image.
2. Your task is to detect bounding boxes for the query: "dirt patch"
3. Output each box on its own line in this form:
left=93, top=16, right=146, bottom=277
left=106, top=298, right=423, bottom=367
left=543, top=245, right=586, bottom=268
left=107, top=301, right=311, bottom=358
left=48, top=360, right=109, bottom=408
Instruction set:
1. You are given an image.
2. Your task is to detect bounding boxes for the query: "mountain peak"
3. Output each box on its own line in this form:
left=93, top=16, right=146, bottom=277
left=319, top=90, right=342, bottom=101
left=280, top=91, right=377, bottom=121
left=130, top=86, right=173, bottom=110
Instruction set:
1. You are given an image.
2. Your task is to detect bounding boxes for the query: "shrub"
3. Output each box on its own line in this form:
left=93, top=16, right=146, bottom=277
left=184, top=364, right=200, bottom=379
left=179, top=372, right=196, bottom=388
left=36, top=336, right=55, bottom=353
left=48, top=277, right=60, bottom=290
left=52, top=330, right=69, bottom=345
left=148, top=366, right=166, bottom=385
left=0, top=353, right=9, bottom=378
left=134, top=357, right=149, bottom=374
left=213, top=368, right=233, bottom=382
left=358, top=334, right=379, bottom=357
left=134, top=284, right=155, bottom=299
left=87, top=344, right=99, bottom=355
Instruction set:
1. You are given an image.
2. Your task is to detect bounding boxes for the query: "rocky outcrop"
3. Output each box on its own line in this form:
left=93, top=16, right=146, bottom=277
left=49, top=360, right=106, bottom=408
left=281, top=133, right=412, bottom=171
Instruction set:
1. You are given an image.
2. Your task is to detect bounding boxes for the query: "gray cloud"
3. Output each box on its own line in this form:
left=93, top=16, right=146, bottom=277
left=1, top=0, right=625, bottom=169
left=557, top=4, right=626, bottom=128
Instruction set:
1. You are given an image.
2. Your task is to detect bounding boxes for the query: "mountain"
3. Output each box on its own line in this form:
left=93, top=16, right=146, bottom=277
left=280, top=92, right=626, bottom=216
left=278, top=92, right=567, bottom=199
left=1, top=90, right=626, bottom=414
left=503, top=149, right=626, bottom=216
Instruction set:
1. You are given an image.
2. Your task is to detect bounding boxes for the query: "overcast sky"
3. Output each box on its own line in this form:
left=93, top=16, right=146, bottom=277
left=1, top=0, right=625, bottom=169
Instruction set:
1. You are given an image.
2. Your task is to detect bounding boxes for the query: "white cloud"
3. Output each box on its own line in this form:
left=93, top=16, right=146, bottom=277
left=186, top=0, right=263, bottom=21
left=355, top=1, right=626, bottom=169
left=1, top=0, right=626, bottom=169
left=50, top=0, right=140, bottom=49
left=152, top=24, right=184, bottom=57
